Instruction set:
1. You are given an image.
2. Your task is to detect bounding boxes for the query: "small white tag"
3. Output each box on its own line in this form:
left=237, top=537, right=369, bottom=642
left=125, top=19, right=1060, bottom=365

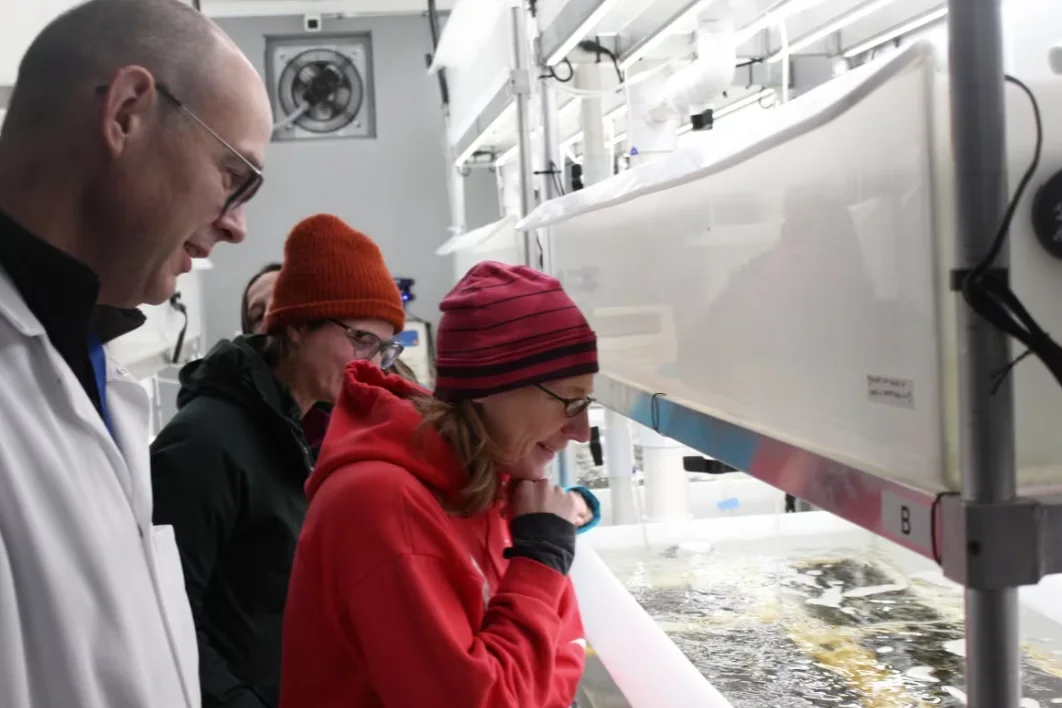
left=867, top=374, right=915, bottom=409
left=880, top=489, right=934, bottom=554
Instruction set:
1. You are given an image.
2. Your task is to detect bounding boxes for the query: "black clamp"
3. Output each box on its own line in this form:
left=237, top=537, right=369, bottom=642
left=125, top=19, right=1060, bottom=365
left=1031, top=168, right=1062, bottom=260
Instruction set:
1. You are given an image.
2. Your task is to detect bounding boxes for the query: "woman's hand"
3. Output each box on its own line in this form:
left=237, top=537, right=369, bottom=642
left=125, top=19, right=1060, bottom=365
left=510, top=479, right=579, bottom=524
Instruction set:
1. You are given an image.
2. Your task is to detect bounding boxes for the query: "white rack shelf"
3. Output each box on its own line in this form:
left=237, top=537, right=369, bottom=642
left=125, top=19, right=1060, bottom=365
left=443, top=0, right=957, bottom=164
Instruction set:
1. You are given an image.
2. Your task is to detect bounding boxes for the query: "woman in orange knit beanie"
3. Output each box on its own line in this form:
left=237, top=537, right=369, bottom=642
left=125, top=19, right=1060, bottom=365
left=150, top=214, right=406, bottom=708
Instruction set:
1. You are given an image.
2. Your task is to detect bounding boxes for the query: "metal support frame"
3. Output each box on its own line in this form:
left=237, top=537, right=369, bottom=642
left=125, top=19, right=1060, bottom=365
left=947, top=0, right=1019, bottom=704
left=537, top=36, right=562, bottom=275
left=510, top=3, right=537, bottom=268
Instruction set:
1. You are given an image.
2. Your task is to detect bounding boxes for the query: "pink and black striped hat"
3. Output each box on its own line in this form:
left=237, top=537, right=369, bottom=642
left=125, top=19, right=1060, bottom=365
left=433, top=261, right=598, bottom=401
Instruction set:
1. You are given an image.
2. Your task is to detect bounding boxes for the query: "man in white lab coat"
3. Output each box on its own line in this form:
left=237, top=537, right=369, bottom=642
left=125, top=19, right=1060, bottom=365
left=0, top=1, right=273, bottom=706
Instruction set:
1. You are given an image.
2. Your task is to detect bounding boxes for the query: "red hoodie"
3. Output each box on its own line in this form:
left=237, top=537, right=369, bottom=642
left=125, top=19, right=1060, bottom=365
left=280, top=361, right=586, bottom=708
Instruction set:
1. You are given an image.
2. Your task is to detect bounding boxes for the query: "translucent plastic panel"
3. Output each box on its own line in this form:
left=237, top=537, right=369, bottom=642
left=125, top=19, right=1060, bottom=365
left=446, top=10, right=514, bottom=145
left=546, top=46, right=944, bottom=492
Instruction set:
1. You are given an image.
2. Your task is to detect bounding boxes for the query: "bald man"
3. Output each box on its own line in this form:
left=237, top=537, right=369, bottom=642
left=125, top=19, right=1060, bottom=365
left=0, top=1, right=272, bottom=707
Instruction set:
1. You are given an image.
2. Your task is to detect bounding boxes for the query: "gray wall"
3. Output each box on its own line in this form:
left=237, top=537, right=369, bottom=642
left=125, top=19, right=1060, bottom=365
left=205, top=13, right=498, bottom=342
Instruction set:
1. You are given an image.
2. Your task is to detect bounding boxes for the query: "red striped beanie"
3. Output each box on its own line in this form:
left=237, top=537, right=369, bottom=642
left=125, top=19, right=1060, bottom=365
left=433, top=261, right=598, bottom=401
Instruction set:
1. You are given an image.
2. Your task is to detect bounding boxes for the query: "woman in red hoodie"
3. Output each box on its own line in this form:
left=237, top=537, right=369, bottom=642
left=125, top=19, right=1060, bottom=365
left=280, top=261, right=597, bottom=708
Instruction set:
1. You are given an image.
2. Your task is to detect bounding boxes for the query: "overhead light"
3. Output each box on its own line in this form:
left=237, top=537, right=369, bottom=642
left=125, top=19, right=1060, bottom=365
left=455, top=102, right=517, bottom=166
left=495, top=144, right=520, bottom=167
left=621, top=0, right=831, bottom=71
left=734, top=0, right=830, bottom=44
left=545, top=0, right=626, bottom=66
left=620, top=0, right=715, bottom=69
left=765, top=0, right=898, bottom=63
left=842, top=6, right=948, bottom=59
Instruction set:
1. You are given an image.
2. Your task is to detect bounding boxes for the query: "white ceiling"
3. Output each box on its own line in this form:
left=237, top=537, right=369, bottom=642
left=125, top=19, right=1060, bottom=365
left=202, top=0, right=454, bottom=17
left=0, top=0, right=453, bottom=87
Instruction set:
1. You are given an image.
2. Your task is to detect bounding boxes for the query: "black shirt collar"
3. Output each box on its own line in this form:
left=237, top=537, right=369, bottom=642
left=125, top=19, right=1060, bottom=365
left=0, top=209, right=144, bottom=344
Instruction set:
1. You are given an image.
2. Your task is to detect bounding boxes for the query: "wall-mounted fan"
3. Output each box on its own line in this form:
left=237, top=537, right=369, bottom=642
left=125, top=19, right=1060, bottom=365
left=267, top=35, right=376, bottom=141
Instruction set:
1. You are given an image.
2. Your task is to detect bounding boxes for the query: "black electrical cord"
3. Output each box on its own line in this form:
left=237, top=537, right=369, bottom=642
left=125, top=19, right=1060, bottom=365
left=959, top=75, right=1061, bottom=394
left=737, top=57, right=764, bottom=88
left=168, top=292, right=189, bottom=364
left=547, top=58, right=575, bottom=83
left=549, top=160, right=566, bottom=196
left=576, top=39, right=624, bottom=85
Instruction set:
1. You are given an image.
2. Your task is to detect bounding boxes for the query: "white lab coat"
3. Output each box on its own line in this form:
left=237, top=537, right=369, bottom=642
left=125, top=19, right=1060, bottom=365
left=0, top=267, right=200, bottom=708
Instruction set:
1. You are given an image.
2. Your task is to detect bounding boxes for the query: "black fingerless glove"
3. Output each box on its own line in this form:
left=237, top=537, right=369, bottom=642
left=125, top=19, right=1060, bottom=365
left=504, top=513, right=577, bottom=575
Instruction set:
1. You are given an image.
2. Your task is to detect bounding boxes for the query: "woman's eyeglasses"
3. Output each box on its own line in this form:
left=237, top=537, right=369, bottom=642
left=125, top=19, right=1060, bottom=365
left=329, top=320, right=404, bottom=369
left=535, top=384, right=595, bottom=418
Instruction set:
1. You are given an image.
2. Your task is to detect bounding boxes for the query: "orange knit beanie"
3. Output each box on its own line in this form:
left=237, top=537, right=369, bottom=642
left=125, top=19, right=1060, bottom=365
left=263, top=214, right=405, bottom=333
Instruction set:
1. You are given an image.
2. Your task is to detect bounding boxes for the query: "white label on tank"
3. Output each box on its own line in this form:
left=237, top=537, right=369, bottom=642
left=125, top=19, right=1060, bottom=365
left=867, top=375, right=915, bottom=409
left=880, top=489, right=934, bottom=554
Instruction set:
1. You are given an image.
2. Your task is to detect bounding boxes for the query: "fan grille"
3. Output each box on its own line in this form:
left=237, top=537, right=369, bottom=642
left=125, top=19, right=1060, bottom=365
left=277, top=48, right=365, bottom=134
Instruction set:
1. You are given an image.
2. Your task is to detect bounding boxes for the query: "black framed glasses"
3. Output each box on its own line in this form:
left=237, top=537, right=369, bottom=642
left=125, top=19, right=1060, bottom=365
left=94, top=82, right=264, bottom=214
left=329, top=320, right=404, bottom=369
left=535, top=383, right=595, bottom=418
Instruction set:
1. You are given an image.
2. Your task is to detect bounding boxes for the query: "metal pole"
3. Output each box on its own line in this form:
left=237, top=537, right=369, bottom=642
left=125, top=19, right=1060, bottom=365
left=537, top=54, right=561, bottom=275
left=947, top=0, right=1020, bottom=705
left=535, top=38, right=573, bottom=487
left=511, top=3, right=537, bottom=267
left=604, top=409, right=638, bottom=524
left=539, top=59, right=561, bottom=204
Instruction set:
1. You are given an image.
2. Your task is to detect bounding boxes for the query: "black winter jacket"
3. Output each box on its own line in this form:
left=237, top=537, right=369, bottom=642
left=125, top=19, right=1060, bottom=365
left=151, top=336, right=314, bottom=708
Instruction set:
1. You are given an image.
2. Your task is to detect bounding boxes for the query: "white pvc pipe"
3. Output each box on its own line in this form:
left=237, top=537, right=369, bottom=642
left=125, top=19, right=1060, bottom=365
left=499, top=164, right=521, bottom=218
left=647, top=14, right=736, bottom=123
left=638, top=425, right=690, bottom=522
left=448, top=165, right=466, bottom=237
left=604, top=409, right=638, bottom=525
left=574, top=62, right=611, bottom=186
left=570, top=537, right=733, bottom=708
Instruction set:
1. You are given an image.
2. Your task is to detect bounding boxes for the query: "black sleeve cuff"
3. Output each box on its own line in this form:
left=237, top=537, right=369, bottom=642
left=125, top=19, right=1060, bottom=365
left=504, top=513, right=577, bottom=575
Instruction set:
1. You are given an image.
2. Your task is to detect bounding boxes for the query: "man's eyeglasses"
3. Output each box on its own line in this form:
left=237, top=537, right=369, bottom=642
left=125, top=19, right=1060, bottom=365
left=535, top=384, right=595, bottom=418
left=94, top=82, right=264, bottom=214
left=329, top=320, right=404, bottom=370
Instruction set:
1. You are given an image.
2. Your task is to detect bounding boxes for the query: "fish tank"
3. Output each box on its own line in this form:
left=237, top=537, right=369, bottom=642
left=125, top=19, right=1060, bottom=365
left=572, top=512, right=1062, bottom=708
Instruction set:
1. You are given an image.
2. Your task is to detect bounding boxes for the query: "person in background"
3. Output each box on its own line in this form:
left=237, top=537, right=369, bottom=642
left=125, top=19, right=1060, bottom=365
left=151, top=214, right=406, bottom=708
left=238, top=259, right=416, bottom=456
left=0, top=1, right=272, bottom=707
left=241, top=261, right=282, bottom=335
left=280, top=261, right=600, bottom=708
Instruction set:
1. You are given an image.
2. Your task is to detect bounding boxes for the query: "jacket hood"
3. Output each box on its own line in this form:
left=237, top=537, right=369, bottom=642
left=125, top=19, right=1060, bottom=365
left=177, top=335, right=303, bottom=433
left=308, top=360, right=462, bottom=502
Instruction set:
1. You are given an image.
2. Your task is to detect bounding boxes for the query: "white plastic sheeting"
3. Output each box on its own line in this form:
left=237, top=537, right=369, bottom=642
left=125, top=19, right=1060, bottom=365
left=444, top=9, right=515, bottom=146
left=436, top=215, right=524, bottom=284
left=517, top=40, right=1062, bottom=495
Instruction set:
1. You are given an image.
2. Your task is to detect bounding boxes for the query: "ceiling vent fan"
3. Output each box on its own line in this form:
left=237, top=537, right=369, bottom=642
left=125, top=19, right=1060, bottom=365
left=267, top=35, right=376, bottom=141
